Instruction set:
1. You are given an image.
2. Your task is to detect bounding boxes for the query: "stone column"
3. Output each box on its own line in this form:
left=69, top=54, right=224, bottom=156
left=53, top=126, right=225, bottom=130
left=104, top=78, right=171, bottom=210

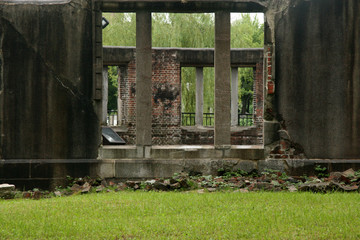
left=195, top=67, right=204, bottom=126
left=231, top=67, right=239, bottom=126
left=117, top=67, right=123, bottom=126
left=136, top=11, right=152, bottom=146
left=214, top=11, right=231, bottom=146
left=102, top=66, right=108, bottom=125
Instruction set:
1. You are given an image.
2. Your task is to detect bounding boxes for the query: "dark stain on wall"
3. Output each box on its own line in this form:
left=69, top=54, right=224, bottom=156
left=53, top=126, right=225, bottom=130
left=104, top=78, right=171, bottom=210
left=153, top=83, right=179, bottom=109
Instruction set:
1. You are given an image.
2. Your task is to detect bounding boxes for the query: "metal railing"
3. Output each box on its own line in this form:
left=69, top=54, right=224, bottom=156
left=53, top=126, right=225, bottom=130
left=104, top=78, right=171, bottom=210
left=203, top=113, right=214, bottom=126
left=181, top=112, right=196, bottom=126
left=181, top=112, right=253, bottom=127
left=238, top=114, right=253, bottom=126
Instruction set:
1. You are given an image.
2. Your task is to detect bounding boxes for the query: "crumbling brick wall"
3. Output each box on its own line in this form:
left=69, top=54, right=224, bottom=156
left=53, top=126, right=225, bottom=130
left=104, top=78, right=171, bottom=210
left=119, top=49, right=182, bottom=145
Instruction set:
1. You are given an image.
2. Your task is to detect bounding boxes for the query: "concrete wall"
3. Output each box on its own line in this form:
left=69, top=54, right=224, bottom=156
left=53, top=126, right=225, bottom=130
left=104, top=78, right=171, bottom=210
left=274, top=0, right=360, bottom=159
left=0, top=1, right=100, bottom=160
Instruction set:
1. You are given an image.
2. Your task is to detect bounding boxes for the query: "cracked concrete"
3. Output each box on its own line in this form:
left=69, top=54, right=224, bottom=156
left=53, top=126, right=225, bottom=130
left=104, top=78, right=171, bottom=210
left=0, top=0, right=100, bottom=159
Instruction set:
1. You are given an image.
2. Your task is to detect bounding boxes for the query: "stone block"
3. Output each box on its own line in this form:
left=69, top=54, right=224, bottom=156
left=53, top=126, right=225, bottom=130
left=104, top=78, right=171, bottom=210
left=115, top=159, right=183, bottom=179
left=224, top=148, right=264, bottom=160
left=258, top=159, right=285, bottom=172
left=97, top=160, right=115, bottom=179
left=264, top=121, right=280, bottom=145
left=232, top=160, right=257, bottom=173
left=100, top=146, right=137, bottom=159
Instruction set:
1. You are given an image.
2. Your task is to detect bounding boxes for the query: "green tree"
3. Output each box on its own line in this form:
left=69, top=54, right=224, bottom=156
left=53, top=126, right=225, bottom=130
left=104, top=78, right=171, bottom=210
left=107, top=66, right=118, bottom=112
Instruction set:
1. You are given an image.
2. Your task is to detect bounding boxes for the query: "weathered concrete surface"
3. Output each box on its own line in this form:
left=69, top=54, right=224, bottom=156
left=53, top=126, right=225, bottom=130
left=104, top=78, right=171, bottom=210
left=98, top=146, right=360, bottom=179
left=231, top=67, right=238, bottom=126
left=0, top=1, right=100, bottom=159
left=275, top=0, right=360, bottom=158
left=136, top=11, right=152, bottom=146
left=195, top=67, right=204, bottom=126
left=214, top=11, right=231, bottom=146
left=103, top=47, right=263, bottom=67
left=99, top=0, right=265, bottom=13
left=99, top=145, right=264, bottom=178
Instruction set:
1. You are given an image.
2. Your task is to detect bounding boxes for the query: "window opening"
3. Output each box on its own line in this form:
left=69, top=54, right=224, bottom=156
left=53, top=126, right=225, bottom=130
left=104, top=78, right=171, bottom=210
left=238, top=67, right=255, bottom=126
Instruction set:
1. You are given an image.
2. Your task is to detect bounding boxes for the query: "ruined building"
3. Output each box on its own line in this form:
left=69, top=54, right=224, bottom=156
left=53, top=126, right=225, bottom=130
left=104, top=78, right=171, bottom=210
left=0, top=0, right=359, bottom=189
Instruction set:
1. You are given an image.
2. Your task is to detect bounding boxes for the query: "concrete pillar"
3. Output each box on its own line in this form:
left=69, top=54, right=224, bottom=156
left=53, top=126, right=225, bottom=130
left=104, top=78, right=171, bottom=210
left=214, top=11, right=231, bottom=146
left=231, top=67, right=239, bottom=126
left=117, top=67, right=123, bottom=126
left=195, top=67, right=204, bottom=126
left=136, top=11, right=152, bottom=146
left=102, top=66, right=108, bottom=125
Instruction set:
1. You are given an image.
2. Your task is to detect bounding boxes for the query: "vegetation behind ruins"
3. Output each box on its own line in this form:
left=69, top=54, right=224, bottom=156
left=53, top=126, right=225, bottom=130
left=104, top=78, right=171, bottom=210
left=103, top=13, right=263, bottom=113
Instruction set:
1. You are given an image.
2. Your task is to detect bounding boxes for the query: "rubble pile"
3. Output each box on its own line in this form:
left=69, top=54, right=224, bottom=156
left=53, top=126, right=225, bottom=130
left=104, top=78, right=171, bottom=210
left=1, top=168, right=360, bottom=200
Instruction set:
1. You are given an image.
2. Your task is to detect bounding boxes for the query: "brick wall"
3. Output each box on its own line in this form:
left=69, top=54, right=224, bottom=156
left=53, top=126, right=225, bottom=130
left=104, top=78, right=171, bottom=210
left=119, top=49, right=182, bottom=145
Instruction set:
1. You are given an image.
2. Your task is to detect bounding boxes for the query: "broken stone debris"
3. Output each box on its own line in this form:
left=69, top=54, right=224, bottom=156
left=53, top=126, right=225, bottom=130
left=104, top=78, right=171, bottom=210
left=3, top=168, right=360, bottom=201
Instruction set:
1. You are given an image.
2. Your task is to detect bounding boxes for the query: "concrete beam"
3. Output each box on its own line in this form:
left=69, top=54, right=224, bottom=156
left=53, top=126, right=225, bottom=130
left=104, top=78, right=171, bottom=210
left=103, top=46, right=135, bottom=65
left=98, top=0, right=265, bottom=13
left=214, top=11, right=231, bottom=147
left=195, top=67, right=204, bottom=126
left=103, top=46, right=263, bottom=67
left=136, top=11, right=152, bottom=146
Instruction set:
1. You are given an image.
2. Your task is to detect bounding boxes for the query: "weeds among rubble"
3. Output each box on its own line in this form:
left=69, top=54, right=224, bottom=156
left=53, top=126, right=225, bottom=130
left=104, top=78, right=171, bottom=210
left=1, top=168, right=360, bottom=200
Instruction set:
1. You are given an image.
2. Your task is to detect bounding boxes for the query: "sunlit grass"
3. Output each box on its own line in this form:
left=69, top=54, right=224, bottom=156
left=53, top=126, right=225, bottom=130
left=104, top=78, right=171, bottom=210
left=1, top=192, right=359, bottom=239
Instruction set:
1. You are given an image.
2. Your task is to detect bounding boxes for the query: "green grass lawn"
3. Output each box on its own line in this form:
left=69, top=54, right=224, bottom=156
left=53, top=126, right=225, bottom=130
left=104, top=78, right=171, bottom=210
left=0, top=191, right=359, bottom=240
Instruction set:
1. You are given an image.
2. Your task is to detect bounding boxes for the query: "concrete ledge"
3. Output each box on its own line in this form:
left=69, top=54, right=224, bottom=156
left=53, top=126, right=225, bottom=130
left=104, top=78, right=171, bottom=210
left=98, top=158, right=360, bottom=180
left=99, top=145, right=265, bottom=160
left=103, top=47, right=263, bottom=67
left=0, top=159, right=100, bottom=190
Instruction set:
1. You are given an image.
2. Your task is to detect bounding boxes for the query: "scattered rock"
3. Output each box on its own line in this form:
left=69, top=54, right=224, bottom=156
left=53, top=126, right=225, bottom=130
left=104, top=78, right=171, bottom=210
left=170, top=182, right=181, bottom=190
left=287, top=185, right=297, bottom=192
left=126, top=181, right=141, bottom=190
left=23, top=192, right=32, bottom=199
left=33, top=191, right=42, bottom=200
left=101, top=180, right=108, bottom=188
left=206, top=188, right=216, bottom=192
left=178, top=179, right=189, bottom=189
left=298, top=182, right=332, bottom=193
left=145, top=180, right=156, bottom=185
left=96, top=185, right=105, bottom=193
left=197, top=189, right=205, bottom=194
left=54, top=191, right=62, bottom=197
left=116, top=182, right=127, bottom=191
left=81, top=182, right=91, bottom=193
left=330, top=181, right=359, bottom=192
left=342, top=168, right=356, bottom=178
left=153, top=181, right=169, bottom=191
left=253, top=182, right=272, bottom=190
left=70, top=184, right=82, bottom=193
